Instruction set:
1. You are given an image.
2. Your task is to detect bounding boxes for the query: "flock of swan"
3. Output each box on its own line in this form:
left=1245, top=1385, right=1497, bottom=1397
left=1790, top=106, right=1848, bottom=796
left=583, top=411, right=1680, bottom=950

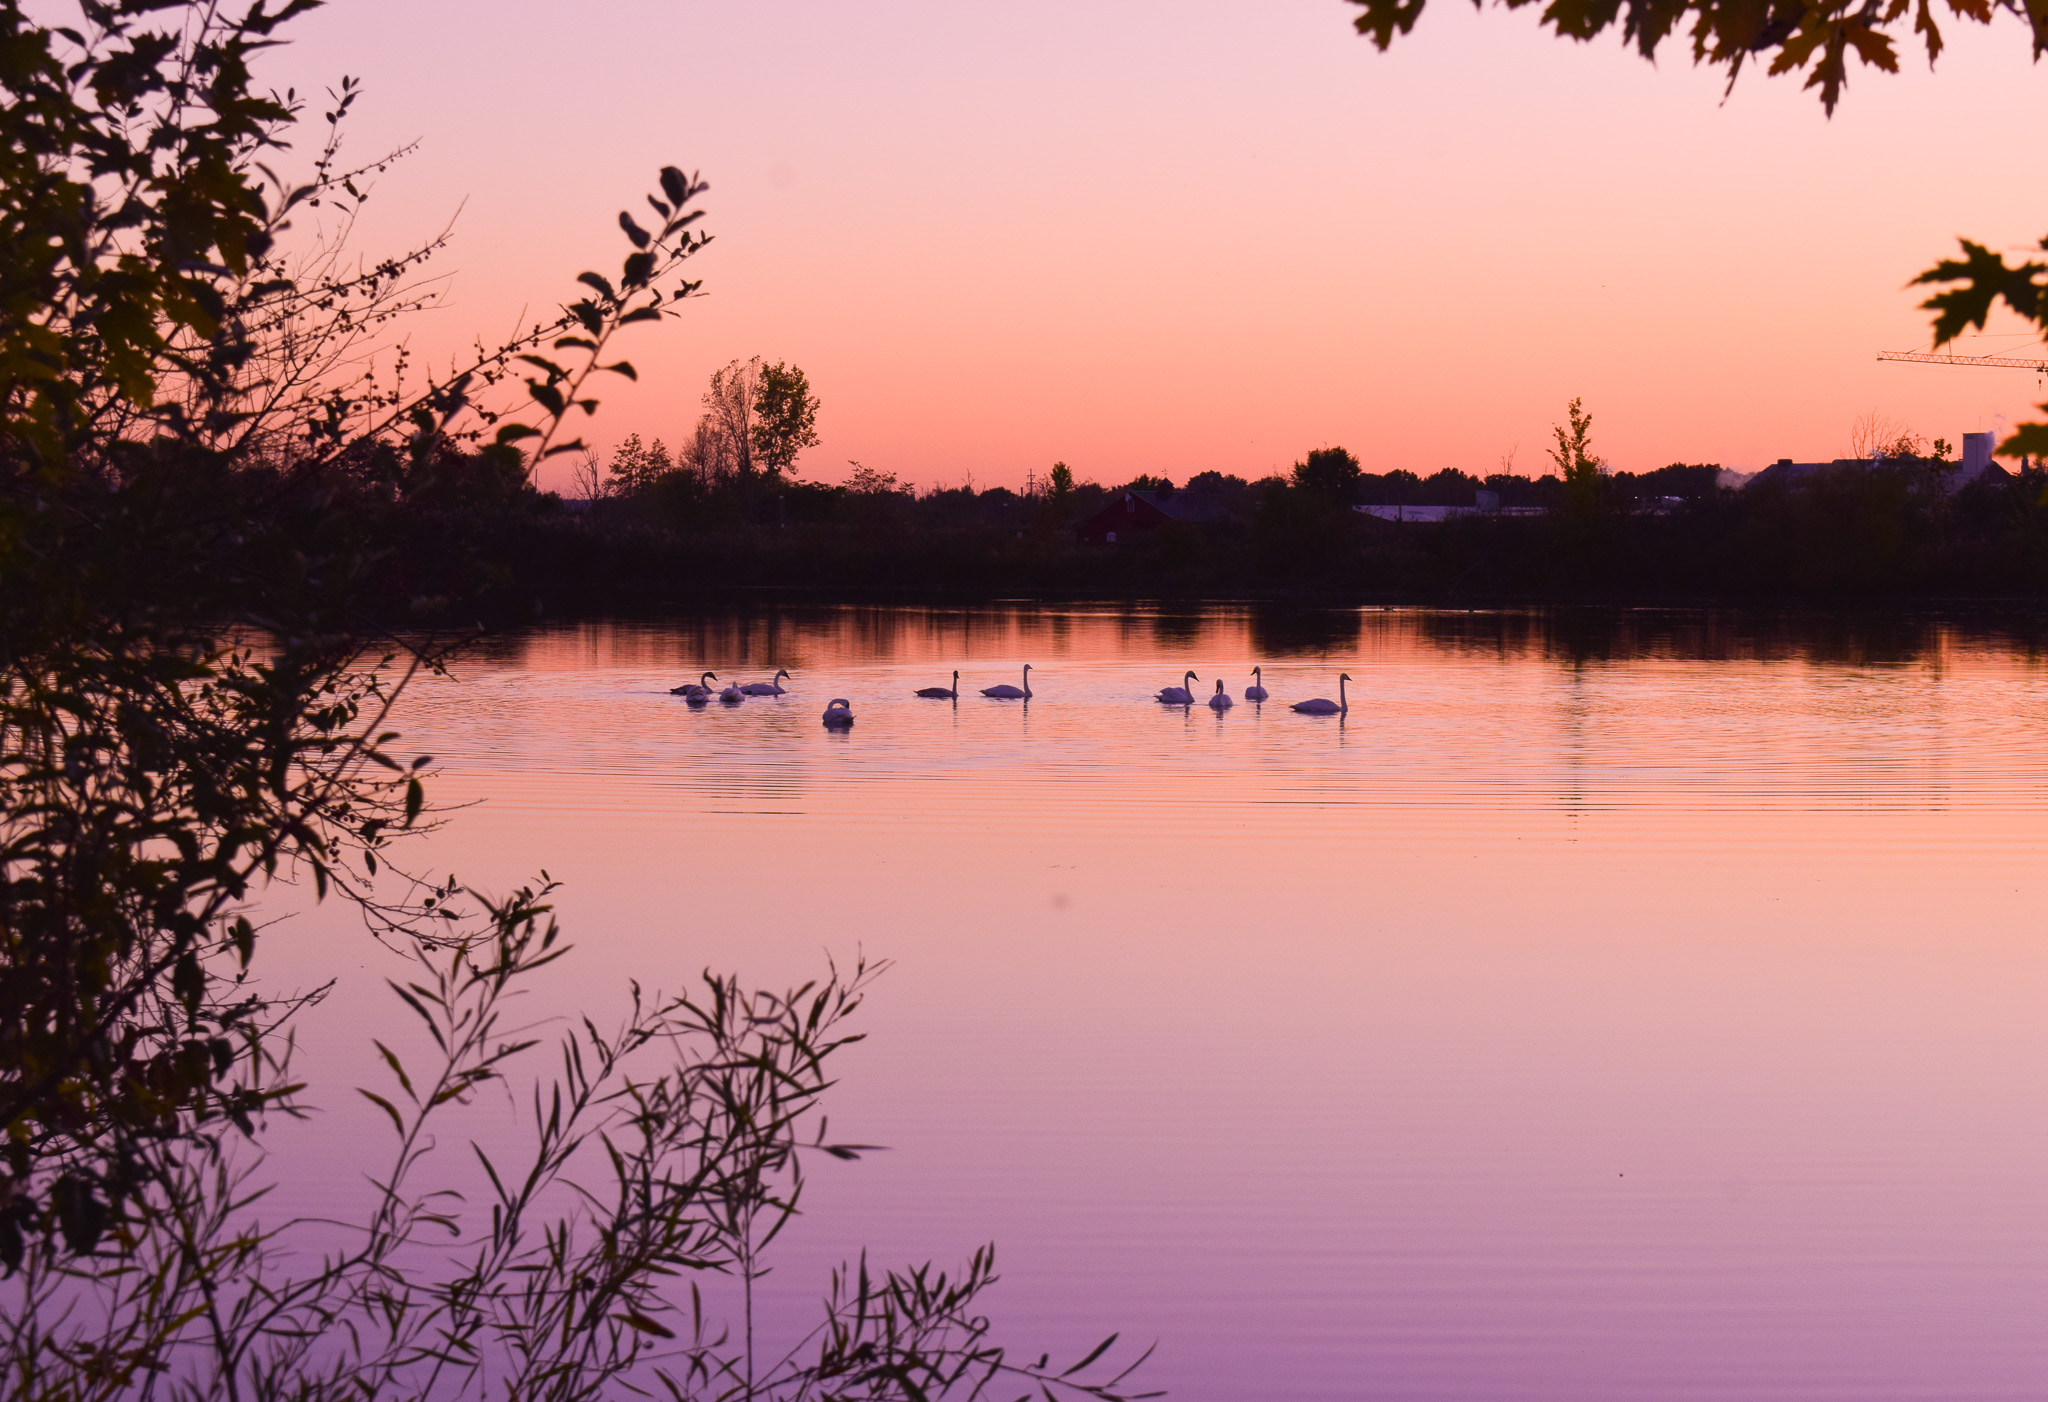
left=671, top=664, right=1355, bottom=727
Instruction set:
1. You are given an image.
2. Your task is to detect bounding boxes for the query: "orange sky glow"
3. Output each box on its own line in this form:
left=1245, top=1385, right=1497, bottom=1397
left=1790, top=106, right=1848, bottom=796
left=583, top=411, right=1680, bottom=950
left=267, top=0, right=2048, bottom=492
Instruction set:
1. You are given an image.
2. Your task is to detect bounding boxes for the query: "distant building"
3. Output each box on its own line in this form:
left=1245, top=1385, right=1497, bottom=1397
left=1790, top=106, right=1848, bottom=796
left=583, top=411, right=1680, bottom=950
left=1354, top=489, right=1543, bottom=522
left=1073, top=488, right=1232, bottom=544
left=1355, top=503, right=1481, bottom=523
left=1953, top=431, right=2011, bottom=490
left=1749, top=457, right=1858, bottom=489
left=1753, top=437, right=2011, bottom=495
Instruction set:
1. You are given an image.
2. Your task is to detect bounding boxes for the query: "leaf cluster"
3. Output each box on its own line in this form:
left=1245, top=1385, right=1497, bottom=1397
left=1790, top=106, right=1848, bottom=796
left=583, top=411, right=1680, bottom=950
left=0, top=0, right=710, bottom=1258
left=1339, top=0, right=2048, bottom=449
left=0, top=891, right=1152, bottom=1402
left=1345, top=0, right=2048, bottom=114
left=1911, top=239, right=2048, bottom=456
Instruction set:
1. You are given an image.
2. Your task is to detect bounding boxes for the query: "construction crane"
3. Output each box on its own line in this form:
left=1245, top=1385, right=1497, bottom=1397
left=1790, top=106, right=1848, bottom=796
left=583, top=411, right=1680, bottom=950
left=1877, top=348, right=2048, bottom=374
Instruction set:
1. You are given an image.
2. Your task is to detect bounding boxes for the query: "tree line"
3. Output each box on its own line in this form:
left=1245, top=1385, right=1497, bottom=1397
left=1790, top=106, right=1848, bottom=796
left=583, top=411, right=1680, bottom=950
left=508, top=397, right=2048, bottom=601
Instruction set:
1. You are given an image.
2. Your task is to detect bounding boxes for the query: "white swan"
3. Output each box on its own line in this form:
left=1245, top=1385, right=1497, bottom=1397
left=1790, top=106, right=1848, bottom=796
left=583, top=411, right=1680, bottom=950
left=981, top=663, right=1032, bottom=699
left=718, top=682, right=746, bottom=704
left=915, top=670, right=960, bottom=699
left=741, top=668, right=791, bottom=696
left=821, top=698, right=855, bottom=727
left=1207, top=679, right=1234, bottom=710
left=1156, top=670, right=1197, bottom=704
left=1291, top=673, right=1351, bottom=715
left=1244, top=666, right=1269, bottom=702
left=671, top=671, right=716, bottom=697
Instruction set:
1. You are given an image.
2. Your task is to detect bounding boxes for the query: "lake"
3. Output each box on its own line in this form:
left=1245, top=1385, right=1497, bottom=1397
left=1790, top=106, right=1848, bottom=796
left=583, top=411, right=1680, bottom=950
left=267, top=604, right=2048, bottom=1401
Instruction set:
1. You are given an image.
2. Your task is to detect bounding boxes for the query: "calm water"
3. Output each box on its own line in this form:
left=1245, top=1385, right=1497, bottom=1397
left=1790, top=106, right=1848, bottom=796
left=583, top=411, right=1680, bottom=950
left=269, top=605, right=2048, bottom=1401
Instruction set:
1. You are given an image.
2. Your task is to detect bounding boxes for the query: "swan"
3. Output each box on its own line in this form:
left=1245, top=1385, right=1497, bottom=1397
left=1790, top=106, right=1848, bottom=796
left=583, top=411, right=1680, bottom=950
left=981, top=663, right=1032, bottom=699
left=1207, top=679, right=1234, bottom=710
left=1156, top=670, right=1197, bottom=705
left=1291, top=673, right=1352, bottom=715
left=915, top=670, right=960, bottom=699
left=741, top=668, right=791, bottom=696
left=671, top=671, right=716, bottom=697
left=718, top=682, right=746, bottom=704
left=1244, top=666, right=1269, bottom=702
left=821, top=698, right=854, bottom=728
left=685, top=688, right=711, bottom=708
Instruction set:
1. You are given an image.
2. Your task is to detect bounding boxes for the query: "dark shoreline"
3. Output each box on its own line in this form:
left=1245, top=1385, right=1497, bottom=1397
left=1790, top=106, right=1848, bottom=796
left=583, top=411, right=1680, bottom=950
left=491, top=592, right=2048, bottom=669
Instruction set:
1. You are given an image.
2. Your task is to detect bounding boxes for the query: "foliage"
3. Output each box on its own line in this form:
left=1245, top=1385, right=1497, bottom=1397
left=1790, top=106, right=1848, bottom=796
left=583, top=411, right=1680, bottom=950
left=1847, top=409, right=1921, bottom=460
left=1292, top=446, right=1363, bottom=502
left=0, top=883, right=1153, bottom=1401
left=684, top=358, right=761, bottom=480
left=1048, top=461, right=1076, bottom=501
left=751, top=361, right=821, bottom=477
left=607, top=432, right=677, bottom=495
left=1912, top=240, right=2048, bottom=456
left=1342, top=0, right=2046, bottom=115
left=0, top=4, right=710, bottom=479
left=1547, top=396, right=1601, bottom=514
left=1338, top=0, right=2048, bottom=454
left=844, top=460, right=903, bottom=494
left=507, top=442, right=2048, bottom=600
left=1116, top=474, right=1175, bottom=493
left=2, top=9, right=1146, bottom=1398
left=0, top=546, right=444, bottom=1264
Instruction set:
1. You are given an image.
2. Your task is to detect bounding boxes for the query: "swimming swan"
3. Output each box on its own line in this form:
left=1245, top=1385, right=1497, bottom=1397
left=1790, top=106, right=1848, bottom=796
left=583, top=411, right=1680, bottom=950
left=821, top=698, right=854, bottom=728
left=1156, top=670, right=1197, bottom=704
left=718, top=682, right=746, bottom=704
left=982, top=664, right=1032, bottom=699
left=671, top=671, right=716, bottom=697
left=1208, top=678, right=1234, bottom=710
left=1244, top=666, right=1269, bottom=702
left=1291, top=673, right=1352, bottom=715
left=741, top=668, right=791, bottom=696
left=915, top=670, right=960, bottom=699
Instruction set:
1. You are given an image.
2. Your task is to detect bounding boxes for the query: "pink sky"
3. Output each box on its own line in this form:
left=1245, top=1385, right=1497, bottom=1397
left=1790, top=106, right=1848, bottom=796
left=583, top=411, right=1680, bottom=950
left=266, top=1, right=2048, bottom=491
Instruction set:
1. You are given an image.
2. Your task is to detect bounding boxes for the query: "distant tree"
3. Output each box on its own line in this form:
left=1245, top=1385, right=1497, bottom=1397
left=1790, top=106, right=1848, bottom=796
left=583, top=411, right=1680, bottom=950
left=678, top=413, right=733, bottom=481
left=1182, top=469, right=1258, bottom=519
left=606, top=432, right=674, bottom=493
left=844, top=459, right=902, bottom=494
left=571, top=448, right=609, bottom=500
left=696, top=357, right=761, bottom=478
left=1417, top=466, right=1483, bottom=505
left=1292, top=446, right=1363, bottom=501
left=1848, top=410, right=1921, bottom=461
left=1547, top=398, right=1603, bottom=514
left=1118, top=473, right=1174, bottom=492
left=1643, top=463, right=1721, bottom=498
left=753, top=361, right=821, bottom=475
left=1372, top=467, right=1421, bottom=503
left=1048, top=461, right=1075, bottom=502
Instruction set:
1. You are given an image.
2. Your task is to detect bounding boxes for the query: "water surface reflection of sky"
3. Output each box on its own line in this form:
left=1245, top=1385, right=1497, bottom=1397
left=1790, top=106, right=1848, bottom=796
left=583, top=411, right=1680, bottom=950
left=266, top=607, right=2048, bottom=1402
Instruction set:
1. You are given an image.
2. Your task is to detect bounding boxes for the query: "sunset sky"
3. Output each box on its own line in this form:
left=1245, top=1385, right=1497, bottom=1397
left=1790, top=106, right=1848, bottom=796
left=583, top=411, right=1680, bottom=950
left=269, top=1, right=2048, bottom=492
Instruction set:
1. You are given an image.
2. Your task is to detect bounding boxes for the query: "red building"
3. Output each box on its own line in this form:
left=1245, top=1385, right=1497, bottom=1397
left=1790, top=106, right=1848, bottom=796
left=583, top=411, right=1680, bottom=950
left=1073, top=488, right=1231, bottom=544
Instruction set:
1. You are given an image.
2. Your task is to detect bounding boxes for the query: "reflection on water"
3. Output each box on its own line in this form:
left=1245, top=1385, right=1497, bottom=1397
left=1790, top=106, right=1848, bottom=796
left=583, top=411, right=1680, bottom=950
left=285, top=606, right=2048, bottom=1402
